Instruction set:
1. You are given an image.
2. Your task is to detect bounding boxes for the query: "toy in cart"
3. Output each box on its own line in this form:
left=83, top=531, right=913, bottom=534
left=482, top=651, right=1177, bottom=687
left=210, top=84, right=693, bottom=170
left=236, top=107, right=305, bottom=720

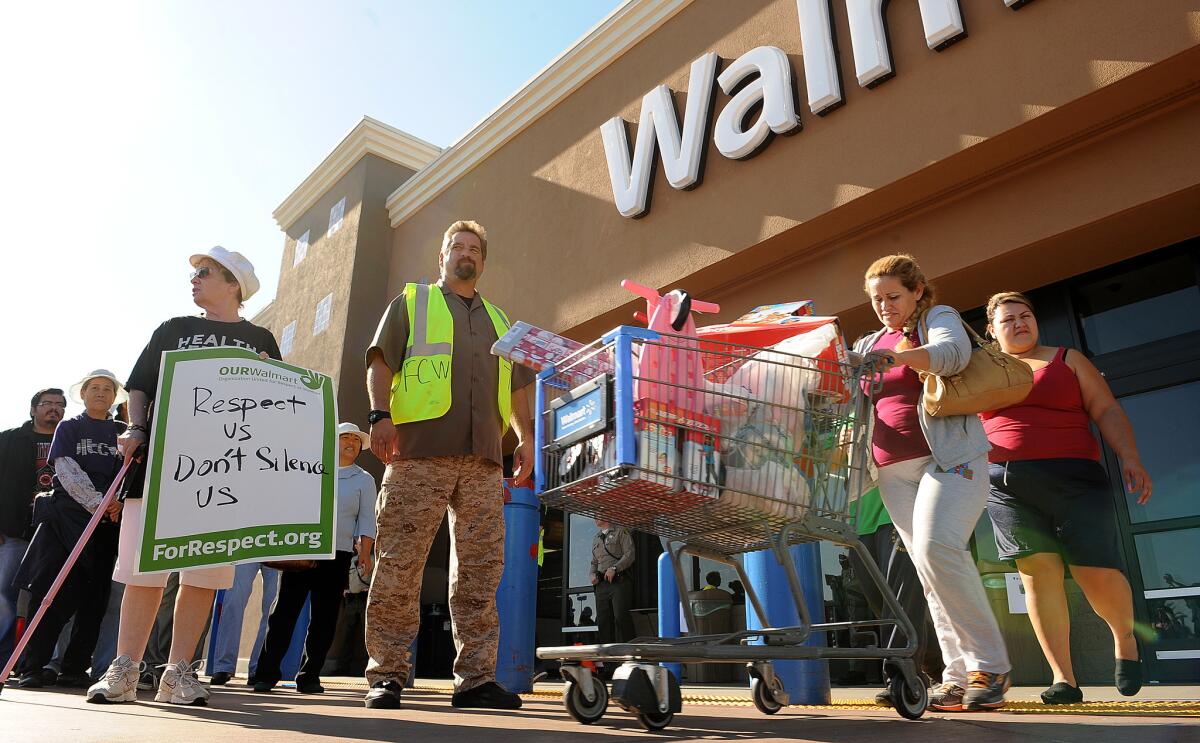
left=526, top=281, right=928, bottom=730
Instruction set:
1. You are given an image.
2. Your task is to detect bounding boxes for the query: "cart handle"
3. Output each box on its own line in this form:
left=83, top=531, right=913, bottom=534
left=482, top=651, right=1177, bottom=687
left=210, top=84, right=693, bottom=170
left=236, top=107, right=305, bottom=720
left=620, top=279, right=720, bottom=314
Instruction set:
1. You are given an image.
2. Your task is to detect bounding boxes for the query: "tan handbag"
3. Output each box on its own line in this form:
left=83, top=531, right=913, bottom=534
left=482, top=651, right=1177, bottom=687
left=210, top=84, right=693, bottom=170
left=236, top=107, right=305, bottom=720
left=918, top=312, right=1033, bottom=417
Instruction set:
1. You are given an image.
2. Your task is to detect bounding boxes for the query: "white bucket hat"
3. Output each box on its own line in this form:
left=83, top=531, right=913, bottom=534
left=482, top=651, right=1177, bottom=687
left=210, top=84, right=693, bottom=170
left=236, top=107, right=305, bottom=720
left=190, top=246, right=260, bottom=302
left=69, top=369, right=129, bottom=405
left=337, top=422, right=371, bottom=451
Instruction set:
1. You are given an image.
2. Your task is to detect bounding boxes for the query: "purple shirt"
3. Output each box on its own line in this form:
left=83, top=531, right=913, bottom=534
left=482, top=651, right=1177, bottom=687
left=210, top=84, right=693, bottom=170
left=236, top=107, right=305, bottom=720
left=48, top=414, right=123, bottom=494
left=868, top=331, right=931, bottom=467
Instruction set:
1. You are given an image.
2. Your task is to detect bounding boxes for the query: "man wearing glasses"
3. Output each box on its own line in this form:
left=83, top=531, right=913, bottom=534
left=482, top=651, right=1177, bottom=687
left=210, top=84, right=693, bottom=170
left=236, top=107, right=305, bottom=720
left=0, top=387, right=67, bottom=655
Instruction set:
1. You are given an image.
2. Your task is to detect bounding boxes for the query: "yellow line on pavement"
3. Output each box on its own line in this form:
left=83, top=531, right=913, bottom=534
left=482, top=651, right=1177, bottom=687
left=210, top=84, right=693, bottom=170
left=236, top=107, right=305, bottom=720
left=315, top=679, right=1198, bottom=717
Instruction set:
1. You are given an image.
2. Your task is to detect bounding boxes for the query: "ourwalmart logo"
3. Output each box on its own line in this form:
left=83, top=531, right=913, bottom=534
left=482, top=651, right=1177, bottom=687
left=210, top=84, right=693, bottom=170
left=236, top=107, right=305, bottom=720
left=300, top=370, right=325, bottom=390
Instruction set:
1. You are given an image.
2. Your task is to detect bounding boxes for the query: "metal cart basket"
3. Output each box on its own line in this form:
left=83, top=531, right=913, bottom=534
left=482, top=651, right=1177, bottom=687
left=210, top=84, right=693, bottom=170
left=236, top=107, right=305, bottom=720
left=532, top=326, right=928, bottom=729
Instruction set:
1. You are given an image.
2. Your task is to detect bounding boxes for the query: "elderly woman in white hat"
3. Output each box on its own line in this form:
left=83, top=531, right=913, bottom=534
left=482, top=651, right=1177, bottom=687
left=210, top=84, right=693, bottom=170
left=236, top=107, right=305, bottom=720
left=251, top=422, right=377, bottom=694
left=13, top=370, right=128, bottom=688
left=88, top=247, right=281, bottom=707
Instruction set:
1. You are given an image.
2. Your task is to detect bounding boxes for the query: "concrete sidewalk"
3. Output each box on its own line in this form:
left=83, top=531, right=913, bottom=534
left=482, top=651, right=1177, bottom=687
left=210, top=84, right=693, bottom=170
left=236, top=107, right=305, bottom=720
left=1, top=680, right=1196, bottom=743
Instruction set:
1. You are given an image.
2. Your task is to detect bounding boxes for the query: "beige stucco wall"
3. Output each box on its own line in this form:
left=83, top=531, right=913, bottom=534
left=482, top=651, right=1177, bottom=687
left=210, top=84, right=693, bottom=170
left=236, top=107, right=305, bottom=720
left=264, top=154, right=415, bottom=424
left=388, top=0, right=1200, bottom=340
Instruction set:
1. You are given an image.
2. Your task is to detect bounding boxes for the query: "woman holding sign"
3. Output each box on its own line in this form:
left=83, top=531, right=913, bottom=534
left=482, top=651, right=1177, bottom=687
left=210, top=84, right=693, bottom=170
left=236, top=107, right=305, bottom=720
left=88, top=247, right=280, bottom=707
left=252, top=422, right=377, bottom=694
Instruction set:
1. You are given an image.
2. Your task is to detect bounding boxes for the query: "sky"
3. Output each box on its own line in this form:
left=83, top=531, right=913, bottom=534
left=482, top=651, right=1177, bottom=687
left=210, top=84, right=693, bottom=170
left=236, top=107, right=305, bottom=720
left=0, top=0, right=622, bottom=424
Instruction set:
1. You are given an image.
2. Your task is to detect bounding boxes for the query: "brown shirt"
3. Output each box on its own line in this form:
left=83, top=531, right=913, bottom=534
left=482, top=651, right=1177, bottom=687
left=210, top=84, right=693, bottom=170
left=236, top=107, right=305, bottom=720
left=367, top=282, right=533, bottom=466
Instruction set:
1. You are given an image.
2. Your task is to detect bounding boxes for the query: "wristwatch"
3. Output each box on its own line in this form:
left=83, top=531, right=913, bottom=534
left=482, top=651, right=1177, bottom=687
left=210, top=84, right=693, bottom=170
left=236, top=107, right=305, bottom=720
left=367, top=410, right=391, bottom=425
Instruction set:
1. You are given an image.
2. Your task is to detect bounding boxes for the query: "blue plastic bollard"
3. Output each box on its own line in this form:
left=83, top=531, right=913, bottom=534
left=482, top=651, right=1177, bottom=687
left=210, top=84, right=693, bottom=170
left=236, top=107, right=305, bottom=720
left=743, top=543, right=831, bottom=704
left=496, top=478, right=540, bottom=693
left=657, top=552, right=682, bottom=680
left=280, top=596, right=311, bottom=681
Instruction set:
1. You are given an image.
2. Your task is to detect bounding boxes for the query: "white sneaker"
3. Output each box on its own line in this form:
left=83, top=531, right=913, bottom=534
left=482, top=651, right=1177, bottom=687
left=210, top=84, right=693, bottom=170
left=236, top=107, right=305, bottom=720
left=155, top=660, right=210, bottom=706
left=86, top=655, right=142, bottom=704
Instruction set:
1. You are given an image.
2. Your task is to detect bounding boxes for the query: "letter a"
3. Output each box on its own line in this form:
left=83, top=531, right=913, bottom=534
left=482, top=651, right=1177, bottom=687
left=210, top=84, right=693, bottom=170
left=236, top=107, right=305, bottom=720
left=600, top=52, right=719, bottom=218
left=714, top=46, right=801, bottom=160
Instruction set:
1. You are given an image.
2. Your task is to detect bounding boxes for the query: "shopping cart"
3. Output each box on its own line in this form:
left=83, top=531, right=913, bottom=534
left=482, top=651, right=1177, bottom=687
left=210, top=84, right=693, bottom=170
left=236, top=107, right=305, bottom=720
left=533, top=326, right=927, bottom=730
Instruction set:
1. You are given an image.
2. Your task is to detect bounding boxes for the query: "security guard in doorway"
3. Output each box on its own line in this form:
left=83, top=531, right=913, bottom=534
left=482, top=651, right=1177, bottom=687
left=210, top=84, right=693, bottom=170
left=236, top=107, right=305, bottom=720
left=590, top=518, right=636, bottom=644
left=363, top=220, right=535, bottom=711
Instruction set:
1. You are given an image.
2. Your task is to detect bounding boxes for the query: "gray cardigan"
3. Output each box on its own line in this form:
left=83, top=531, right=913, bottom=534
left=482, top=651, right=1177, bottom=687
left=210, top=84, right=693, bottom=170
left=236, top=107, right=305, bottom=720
left=853, top=304, right=991, bottom=471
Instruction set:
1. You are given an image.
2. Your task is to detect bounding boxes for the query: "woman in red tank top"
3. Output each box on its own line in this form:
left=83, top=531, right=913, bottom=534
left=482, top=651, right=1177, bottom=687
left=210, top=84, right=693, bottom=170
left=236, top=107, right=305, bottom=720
left=982, top=292, right=1152, bottom=704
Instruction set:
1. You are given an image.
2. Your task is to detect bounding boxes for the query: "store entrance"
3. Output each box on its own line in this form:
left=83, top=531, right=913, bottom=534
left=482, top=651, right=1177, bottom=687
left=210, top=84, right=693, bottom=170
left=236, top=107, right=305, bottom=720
left=962, top=238, right=1200, bottom=683
left=1071, top=244, right=1200, bottom=682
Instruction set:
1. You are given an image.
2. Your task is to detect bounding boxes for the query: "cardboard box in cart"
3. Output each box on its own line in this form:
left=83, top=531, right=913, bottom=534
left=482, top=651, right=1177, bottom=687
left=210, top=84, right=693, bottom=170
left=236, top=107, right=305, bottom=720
left=633, top=399, right=678, bottom=489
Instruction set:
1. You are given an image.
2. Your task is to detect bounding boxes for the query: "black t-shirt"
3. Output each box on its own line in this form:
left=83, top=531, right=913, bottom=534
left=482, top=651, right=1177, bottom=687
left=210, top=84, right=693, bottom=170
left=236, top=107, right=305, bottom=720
left=122, top=316, right=280, bottom=501
left=33, top=431, right=54, bottom=493
left=127, top=315, right=282, bottom=400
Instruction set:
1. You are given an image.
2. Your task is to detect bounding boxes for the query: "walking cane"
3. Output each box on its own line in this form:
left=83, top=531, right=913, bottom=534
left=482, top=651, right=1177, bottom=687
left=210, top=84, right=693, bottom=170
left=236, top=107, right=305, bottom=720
left=0, top=456, right=134, bottom=695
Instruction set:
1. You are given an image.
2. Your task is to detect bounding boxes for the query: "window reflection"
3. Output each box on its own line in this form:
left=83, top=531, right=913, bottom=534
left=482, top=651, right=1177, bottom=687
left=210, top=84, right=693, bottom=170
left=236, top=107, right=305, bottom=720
left=567, top=513, right=599, bottom=589
left=1075, top=254, right=1200, bottom=355
left=1134, top=528, right=1200, bottom=592
left=1119, top=382, right=1200, bottom=524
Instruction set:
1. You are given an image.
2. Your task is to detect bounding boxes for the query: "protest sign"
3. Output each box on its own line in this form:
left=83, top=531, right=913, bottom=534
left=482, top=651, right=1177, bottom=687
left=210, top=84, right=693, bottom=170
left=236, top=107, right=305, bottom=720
left=136, top=348, right=337, bottom=574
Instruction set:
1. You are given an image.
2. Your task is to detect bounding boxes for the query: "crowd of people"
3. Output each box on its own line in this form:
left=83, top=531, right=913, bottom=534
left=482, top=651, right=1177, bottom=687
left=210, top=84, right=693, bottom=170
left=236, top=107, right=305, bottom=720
left=0, top=224, right=1152, bottom=716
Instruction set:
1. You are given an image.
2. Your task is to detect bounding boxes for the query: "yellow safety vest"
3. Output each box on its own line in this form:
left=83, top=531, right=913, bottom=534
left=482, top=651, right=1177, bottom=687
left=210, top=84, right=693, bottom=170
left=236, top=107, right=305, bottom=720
left=390, top=283, right=513, bottom=433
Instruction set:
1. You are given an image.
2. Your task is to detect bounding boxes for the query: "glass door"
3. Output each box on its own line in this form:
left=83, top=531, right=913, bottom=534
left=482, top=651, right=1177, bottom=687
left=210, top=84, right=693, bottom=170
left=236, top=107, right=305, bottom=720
left=1073, top=241, right=1200, bottom=682
left=1102, top=378, right=1200, bottom=681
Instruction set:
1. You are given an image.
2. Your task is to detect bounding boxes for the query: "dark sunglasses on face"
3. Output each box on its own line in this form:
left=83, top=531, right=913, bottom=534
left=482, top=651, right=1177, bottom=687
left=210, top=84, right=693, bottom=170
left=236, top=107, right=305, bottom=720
left=189, top=266, right=215, bottom=280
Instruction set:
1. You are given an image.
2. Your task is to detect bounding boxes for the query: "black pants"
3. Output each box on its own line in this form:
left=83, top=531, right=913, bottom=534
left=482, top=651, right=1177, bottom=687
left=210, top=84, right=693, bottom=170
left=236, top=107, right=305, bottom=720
left=254, top=551, right=351, bottom=685
left=849, top=525, right=944, bottom=682
left=594, top=574, right=635, bottom=644
left=18, top=524, right=117, bottom=676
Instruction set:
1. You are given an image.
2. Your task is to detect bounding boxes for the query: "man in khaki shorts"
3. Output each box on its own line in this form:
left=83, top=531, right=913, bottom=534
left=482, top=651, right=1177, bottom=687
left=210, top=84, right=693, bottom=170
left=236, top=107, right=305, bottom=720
left=363, top=220, right=534, bottom=710
left=87, top=247, right=279, bottom=706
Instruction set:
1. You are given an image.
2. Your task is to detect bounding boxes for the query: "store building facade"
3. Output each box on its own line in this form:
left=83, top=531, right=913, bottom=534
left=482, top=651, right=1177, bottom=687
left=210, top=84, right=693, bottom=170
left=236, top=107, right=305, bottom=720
left=263, top=0, right=1200, bottom=683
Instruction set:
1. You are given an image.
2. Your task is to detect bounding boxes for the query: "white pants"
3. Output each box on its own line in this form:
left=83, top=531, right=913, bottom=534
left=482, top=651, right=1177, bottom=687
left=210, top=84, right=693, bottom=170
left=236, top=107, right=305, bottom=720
left=877, top=455, right=1010, bottom=685
left=112, top=498, right=234, bottom=590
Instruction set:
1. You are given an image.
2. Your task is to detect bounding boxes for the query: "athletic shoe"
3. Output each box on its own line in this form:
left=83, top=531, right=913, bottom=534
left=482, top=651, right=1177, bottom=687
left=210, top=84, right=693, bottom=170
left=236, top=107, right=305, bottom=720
left=87, top=655, right=141, bottom=704
left=873, top=686, right=894, bottom=707
left=927, top=681, right=965, bottom=711
left=364, top=680, right=403, bottom=709
left=451, top=681, right=522, bottom=710
left=963, top=670, right=1010, bottom=711
left=155, top=660, right=210, bottom=706
left=1040, top=681, right=1083, bottom=704
left=137, top=666, right=161, bottom=691
left=209, top=671, right=233, bottom=686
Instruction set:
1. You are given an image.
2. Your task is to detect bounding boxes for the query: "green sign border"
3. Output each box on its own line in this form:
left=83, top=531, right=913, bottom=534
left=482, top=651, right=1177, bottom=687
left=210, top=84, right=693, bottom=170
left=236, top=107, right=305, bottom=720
left=137, top=347, right=337, bottom=574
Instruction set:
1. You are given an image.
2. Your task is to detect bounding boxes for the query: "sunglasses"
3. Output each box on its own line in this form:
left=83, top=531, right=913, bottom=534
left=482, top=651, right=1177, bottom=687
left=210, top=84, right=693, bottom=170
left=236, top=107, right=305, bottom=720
left=189, top=266, right=215, bottom=281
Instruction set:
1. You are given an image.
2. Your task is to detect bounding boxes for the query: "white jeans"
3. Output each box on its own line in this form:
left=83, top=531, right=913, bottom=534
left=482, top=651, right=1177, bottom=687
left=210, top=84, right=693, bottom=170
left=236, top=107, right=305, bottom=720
left=877, top=455, right=1010, bottom=685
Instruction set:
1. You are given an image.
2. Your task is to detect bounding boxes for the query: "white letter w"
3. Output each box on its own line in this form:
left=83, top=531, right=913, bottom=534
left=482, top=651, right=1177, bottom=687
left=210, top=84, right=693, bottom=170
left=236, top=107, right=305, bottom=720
left=600, top=52, right=718, bottom=218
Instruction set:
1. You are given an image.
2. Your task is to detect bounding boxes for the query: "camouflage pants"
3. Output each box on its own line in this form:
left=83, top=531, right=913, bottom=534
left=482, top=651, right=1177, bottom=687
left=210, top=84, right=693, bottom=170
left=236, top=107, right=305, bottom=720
left=365, top=455, right=504, bottom=691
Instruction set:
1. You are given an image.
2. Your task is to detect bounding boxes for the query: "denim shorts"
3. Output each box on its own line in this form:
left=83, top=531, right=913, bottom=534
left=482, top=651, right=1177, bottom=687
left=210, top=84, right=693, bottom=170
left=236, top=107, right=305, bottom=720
left=986, top=458, right=1124, bottom=569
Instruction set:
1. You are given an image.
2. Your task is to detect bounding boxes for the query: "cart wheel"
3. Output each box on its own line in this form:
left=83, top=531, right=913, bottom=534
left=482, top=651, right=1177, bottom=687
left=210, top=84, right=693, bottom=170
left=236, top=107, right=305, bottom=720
left=563, top=679, right=609, bottom=724
left=889, top=674, right=927, bottom=720
left=637, top=710, right=674, bottom=731
left=750, top=676, right=783, bottom=715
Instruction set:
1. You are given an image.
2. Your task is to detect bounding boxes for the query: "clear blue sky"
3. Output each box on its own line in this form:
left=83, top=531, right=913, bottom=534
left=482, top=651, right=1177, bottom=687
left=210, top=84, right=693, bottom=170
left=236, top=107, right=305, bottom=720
left=1, top=0, right=622, bottom=423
